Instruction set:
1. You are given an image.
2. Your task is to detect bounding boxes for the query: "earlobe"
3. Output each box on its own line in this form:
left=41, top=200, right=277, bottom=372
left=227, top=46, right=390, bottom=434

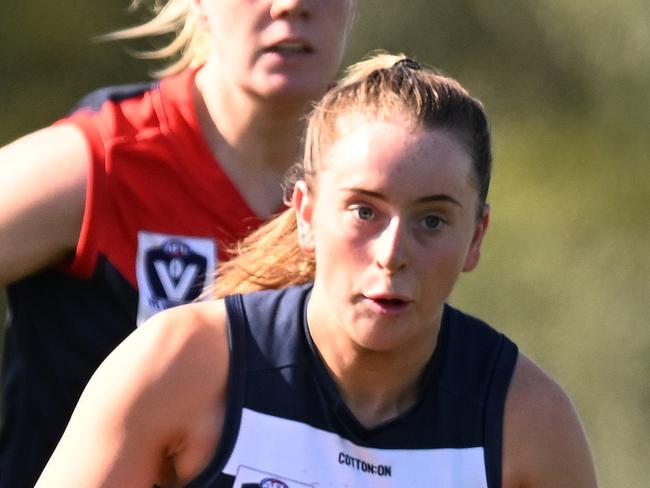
left=462, top=204, right=490, bottom=272
left=293, top=181, right=315, bottom=253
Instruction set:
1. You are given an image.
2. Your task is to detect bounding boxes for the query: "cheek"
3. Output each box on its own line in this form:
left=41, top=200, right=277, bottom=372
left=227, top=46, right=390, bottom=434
left=313, top=224, right=349, bottom=265
left=312, top=219, right=364, bottom=281
left=207, top=8, right=252, bottom=52
left=419, top=239, right=470, bottom=286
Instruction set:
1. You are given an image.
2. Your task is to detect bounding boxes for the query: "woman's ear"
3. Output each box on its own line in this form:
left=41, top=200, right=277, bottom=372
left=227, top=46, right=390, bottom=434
left=462, top=204, right=490, bottom=272
left=293, top=180, right=315, bottom=253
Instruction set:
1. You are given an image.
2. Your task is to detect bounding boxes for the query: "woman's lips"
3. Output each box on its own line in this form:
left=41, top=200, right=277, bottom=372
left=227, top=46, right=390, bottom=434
left=262, top=38, right=314, bottom=58
left=363, top=295, right=412, bottom=316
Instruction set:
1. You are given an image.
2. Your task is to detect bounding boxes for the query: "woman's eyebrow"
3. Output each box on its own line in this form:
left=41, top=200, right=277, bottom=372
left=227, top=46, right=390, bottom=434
left=342, top=187, right=463, bottom=207
left=417, top=194, right=463, bottom=207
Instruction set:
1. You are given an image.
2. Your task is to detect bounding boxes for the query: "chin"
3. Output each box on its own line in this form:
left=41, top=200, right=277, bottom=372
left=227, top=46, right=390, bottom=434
left=355, top=338, right=405, bottom=355
left=352, top=326, right=409, bottom=354
left=252, top=74, right=329, bottom=105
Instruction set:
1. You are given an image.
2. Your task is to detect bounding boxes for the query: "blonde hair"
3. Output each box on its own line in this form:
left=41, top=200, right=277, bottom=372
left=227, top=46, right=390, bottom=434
left=211, top=52, right=492, bottom=298
left=101, top=0, right=209, bottom=77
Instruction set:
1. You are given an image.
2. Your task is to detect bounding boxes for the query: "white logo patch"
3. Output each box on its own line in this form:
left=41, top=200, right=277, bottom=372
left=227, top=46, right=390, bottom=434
left=232, top=466, right=313, bottom=488
left=136, top=231, right=216, bottom=325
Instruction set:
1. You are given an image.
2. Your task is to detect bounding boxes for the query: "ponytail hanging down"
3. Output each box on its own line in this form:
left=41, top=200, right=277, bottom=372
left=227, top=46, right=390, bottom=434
left=210, top=209, right=315, bottom=299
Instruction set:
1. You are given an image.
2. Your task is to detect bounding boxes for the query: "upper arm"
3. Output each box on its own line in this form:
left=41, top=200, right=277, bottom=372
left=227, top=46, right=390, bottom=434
left=35, top=300, right=231, bottom=488
left=502, top=354, right=598, bottom=488
left=0, top=124, right=89, bottom=285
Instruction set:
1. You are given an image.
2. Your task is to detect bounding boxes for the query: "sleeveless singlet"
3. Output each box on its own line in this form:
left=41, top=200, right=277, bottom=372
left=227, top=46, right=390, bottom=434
left=186, top=283, right=518, bottom=488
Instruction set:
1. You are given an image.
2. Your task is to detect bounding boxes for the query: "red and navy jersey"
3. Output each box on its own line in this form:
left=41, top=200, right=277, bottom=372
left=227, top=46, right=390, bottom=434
left=0, top=68, right=265, bottom=487
left=186, top=284, right=519, bottom=487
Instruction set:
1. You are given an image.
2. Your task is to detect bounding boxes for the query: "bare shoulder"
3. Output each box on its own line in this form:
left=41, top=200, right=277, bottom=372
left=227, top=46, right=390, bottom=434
left=37, top=300, right=231, bottom=487
left=136, top=299, right=230, bottom=367
left=135, top=300, right=232, bottom=483
left=0, top=124, right=90, bottom=284
left=124, top=300, right=232, bottom=436
left=97, top=298, right=232, bottom=429
left=0, top=123, right=89, bottom=156
left=0, top=124, right=90, bottom=199
left=502, top=353, right=598, bottom=488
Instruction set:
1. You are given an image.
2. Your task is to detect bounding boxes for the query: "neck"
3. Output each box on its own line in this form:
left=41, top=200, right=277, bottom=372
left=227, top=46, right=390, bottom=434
left=194, top=65, right=310, bottom=217
left=309, top=302, right=440, bottom=429
left=339, top=352, right=432, bottom=428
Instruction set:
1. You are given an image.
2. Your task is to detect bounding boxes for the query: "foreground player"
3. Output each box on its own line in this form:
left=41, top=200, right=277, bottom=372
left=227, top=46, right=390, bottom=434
left=37, top=53, right=597, bottom=487
left=0, top=1, right=357, bottom=485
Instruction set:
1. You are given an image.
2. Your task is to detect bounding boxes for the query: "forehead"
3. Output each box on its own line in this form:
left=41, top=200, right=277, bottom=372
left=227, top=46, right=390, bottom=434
left=318, top=118, right=475, bottom=199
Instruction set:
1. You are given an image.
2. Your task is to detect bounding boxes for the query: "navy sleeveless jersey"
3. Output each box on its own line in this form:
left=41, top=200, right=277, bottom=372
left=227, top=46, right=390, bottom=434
left=186, top=284, right=519, bottom=488
left=0, top=68, right=266, bottom=487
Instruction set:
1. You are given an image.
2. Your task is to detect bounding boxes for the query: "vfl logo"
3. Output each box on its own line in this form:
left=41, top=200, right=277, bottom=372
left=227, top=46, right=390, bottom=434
left=260, top=480, right=289, bottom=488
left=145, top=239, right=206, bottom=305
left=233, top=466, right=313, bottom=488
left=136, top=231, right=216, bottom=325
left=242, top=480, right=289, bottom=488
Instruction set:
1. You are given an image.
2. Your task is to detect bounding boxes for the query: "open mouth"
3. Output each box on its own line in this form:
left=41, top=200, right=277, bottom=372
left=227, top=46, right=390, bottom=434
left=265, top=41, right=313, bottom=55
left=373, top=298, right=407, bottom=307
left=364, top=295, right=411, bottom=315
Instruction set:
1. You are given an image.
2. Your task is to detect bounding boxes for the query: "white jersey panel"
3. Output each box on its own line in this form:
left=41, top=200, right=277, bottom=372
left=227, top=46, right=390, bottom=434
left=223, top=408, right=488, bottom=487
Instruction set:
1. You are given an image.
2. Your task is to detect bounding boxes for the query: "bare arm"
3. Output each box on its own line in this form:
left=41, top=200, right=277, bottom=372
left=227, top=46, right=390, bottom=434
left=0, top=124, right=88, bottom=285
left=503, top=354, right=598, bottom=488
left=35, top=300, right=230, bottom=488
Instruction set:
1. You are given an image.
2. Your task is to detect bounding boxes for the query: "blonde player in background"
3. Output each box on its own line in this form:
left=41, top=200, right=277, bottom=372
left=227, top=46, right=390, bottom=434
left=0, top=1, right=357, bottom=485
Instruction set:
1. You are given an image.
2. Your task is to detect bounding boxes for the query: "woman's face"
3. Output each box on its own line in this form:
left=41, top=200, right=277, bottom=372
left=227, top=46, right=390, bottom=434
left=296, top=117, right=489, bottom=353
left=196, top=0, right=356, bottom=103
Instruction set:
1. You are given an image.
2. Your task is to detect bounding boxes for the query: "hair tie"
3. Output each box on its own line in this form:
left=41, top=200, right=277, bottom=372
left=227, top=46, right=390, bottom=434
left=393, top=58, right=422, bottom=71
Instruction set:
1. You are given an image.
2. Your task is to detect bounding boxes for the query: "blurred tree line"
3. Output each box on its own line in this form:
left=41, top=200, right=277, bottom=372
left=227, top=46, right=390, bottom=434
left=1, top=1, right=648, bottom=487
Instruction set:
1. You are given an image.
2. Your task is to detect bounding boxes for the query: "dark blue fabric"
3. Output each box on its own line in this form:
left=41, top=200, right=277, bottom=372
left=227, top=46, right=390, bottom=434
left=68, top=81, right=156, bottom=114
left=0, top=258, right=137, bottom=487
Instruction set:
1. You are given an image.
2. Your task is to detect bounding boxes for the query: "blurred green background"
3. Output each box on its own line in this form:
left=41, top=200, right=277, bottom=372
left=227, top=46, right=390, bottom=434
left=1, top=1, right=648, bottom=486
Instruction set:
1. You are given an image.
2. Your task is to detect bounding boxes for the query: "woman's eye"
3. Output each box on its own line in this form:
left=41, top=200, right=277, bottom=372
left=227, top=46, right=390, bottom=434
left=351, top=205, right=374, bottom=221
left=422, top=215, right=444, bottom=230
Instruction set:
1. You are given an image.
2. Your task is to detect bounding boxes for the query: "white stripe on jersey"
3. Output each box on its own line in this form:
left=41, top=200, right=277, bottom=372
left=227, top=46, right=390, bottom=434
left=223, top=408, right=488, bottom=487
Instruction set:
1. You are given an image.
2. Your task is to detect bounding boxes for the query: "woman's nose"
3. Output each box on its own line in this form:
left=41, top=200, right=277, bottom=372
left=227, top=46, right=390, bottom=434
left=270, top=0, right=311, bottom=20
left=374, top=217, right=407, bottom=274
